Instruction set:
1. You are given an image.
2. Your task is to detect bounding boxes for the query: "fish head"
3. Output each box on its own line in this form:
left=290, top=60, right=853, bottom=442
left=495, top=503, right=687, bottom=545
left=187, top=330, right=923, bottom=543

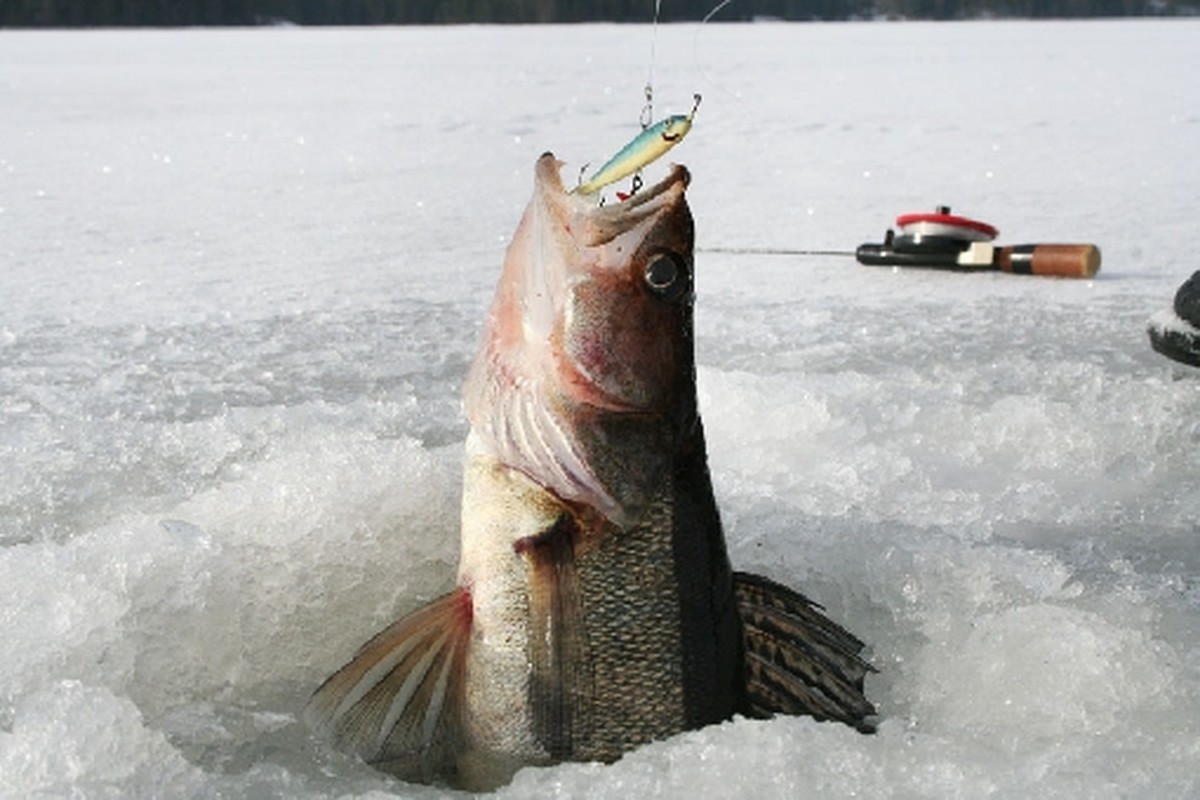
left=465, top=152, right=696, bottom=527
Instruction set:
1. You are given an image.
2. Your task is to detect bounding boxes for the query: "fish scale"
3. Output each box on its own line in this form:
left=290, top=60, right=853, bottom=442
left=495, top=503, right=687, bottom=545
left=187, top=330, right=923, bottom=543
left=573, top=488, right=689, bottom=757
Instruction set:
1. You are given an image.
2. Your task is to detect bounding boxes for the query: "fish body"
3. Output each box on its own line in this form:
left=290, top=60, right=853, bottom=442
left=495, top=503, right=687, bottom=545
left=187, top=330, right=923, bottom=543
left=306, top=154, right=874, bottom=790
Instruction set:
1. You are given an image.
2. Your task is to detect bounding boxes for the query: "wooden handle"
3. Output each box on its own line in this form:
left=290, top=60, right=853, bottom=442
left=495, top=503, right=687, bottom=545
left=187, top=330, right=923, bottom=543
left=995, top=244, right=1101, bottom=278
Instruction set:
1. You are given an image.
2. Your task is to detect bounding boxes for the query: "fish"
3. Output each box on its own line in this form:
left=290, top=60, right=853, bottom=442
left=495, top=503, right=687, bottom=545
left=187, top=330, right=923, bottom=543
left=305, top=153, right=876, bottom=790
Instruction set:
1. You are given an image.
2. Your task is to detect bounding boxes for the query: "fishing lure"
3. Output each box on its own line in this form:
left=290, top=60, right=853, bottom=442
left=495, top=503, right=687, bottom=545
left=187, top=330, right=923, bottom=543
left=574, top=94, right=701, bottom=196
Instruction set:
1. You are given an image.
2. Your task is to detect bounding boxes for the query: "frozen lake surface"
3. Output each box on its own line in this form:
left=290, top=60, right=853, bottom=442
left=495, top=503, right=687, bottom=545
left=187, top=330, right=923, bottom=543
left=2, top=19, right=1199, bottom=798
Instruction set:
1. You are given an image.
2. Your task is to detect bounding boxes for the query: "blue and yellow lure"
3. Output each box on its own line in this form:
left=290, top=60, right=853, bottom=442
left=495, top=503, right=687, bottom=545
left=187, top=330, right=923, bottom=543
left=574, top=94, right=701, bottom=196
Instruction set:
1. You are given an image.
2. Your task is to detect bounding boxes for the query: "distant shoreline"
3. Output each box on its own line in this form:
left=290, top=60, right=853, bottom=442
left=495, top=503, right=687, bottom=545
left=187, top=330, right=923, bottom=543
left=1, top=0, right=1196, bottom=30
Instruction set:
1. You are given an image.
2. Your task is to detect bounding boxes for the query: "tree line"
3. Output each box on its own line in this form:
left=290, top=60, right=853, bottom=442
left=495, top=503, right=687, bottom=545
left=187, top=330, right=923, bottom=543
left=1, top=0, right=1191, bottom=26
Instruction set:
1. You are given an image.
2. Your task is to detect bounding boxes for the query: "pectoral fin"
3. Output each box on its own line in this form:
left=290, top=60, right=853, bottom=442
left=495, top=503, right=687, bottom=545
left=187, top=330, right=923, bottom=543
left=735, top=571, right=877, bottom=732
left=516, top=513, right=592, bottom=759
left=305, top=588, right=472, bottom=781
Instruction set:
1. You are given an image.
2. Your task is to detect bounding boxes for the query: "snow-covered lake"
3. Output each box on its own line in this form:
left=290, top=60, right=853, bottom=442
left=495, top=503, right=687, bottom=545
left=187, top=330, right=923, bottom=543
left=2, top=19, right=1198, bottom=798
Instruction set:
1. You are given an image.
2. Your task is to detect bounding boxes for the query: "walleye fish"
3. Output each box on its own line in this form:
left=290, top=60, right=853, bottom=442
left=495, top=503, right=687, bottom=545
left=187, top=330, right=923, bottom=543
left=306, top=154, right=875, bottom=790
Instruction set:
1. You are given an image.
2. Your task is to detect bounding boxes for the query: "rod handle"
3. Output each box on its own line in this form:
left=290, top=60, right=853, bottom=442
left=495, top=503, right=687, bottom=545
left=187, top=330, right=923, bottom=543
left=995, top=244, right=1101, bottom=278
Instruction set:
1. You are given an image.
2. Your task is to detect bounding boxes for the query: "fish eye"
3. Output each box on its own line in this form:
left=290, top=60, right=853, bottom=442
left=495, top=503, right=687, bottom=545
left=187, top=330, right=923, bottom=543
left=643, top=251, right=689, bottom=301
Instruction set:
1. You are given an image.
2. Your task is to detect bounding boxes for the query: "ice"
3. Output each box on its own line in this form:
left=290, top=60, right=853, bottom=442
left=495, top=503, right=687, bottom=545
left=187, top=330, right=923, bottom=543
left=0, top=681, right=205, bottom=796
left=2, top=19, right=1199, bottom=799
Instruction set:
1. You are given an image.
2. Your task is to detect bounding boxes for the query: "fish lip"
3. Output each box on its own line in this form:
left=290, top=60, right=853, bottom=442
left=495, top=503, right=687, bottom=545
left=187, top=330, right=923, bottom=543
left=536, top=151, right=690, bottom=218
left=601, top=160, right=691, bottom=207
left=531, top=154, right=690, bottom=251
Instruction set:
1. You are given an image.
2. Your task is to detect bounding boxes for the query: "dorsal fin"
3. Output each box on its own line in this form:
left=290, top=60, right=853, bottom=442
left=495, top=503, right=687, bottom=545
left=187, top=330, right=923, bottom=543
left=305, top=588, right=472, bottom=781
left=734, top=571, right=877, bottom=732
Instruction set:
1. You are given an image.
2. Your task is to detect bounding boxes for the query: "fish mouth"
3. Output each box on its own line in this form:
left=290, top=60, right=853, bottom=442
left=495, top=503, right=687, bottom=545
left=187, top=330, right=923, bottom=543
left=535, top=151, right=690, bottom=241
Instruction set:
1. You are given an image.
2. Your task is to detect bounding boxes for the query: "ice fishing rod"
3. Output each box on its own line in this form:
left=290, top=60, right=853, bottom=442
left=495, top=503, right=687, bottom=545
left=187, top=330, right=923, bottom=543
left=701, top=206, right=1102, bottom=279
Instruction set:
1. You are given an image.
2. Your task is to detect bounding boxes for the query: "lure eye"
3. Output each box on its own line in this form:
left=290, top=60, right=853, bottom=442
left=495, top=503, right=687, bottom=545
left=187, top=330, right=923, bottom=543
left=643, top=251, right=690, bottom=302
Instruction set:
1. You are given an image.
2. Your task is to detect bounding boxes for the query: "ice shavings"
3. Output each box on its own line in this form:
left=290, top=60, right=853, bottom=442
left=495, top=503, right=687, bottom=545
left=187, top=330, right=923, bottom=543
left=2, top=20, right=1199, bottom=799
left=0, top=681, right=206, bottom=797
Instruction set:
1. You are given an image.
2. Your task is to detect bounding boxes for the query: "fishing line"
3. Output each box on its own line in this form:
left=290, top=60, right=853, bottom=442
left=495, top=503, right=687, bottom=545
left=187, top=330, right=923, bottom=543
left=700, top=0, right=737, bottom=25
left=641, top=0, right=662, bottom=129
left=693, top=0, right=741, bottom=106
left=698, top=246, right=855, bottom=257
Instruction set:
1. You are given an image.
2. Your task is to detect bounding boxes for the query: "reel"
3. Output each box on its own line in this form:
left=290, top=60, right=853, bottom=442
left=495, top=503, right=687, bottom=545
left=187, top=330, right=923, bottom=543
left=856, top=206, right=1100, bottom=278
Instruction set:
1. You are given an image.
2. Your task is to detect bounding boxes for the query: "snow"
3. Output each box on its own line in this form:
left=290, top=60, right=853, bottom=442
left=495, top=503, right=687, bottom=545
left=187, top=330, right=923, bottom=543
left=2, top=18, right=1199, bottom=799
